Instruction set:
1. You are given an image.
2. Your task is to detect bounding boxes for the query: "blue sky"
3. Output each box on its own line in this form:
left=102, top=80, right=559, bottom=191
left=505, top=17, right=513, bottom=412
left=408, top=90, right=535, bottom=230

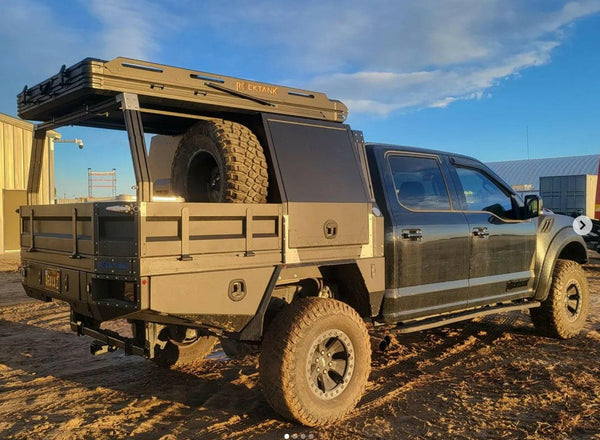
left=0, top=0, right=599, bottom=198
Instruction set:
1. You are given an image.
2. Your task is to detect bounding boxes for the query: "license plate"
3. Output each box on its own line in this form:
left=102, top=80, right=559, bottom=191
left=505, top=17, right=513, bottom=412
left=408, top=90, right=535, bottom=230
left=44, top=268, right=61, bottom=292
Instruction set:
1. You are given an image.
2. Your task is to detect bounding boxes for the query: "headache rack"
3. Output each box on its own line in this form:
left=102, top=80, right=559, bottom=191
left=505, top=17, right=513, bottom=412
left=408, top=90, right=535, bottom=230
left=17, top=57, right=348, bottom=124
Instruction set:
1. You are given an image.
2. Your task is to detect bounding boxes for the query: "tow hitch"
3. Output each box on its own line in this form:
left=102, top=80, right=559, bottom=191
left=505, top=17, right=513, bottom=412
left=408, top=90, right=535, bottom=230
left=71, top=320, right=147, bottom=357
left=90, top=341, right=117, bottom=356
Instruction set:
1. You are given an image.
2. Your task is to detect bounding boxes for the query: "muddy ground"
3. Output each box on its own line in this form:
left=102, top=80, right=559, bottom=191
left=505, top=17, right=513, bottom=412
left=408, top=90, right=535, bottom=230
left=1, top=255, right=599, bottom=440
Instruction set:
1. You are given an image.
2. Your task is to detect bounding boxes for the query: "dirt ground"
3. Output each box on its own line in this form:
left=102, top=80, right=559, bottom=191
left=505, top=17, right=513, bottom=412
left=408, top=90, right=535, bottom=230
left=1, top=255, right=600, bottom=440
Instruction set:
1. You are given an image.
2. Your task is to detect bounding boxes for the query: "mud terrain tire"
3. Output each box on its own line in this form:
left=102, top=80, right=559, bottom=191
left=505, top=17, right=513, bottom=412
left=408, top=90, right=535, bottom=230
left=171, top=120, right=268, bottom=203
left=531, top=259, right=589, bottom=339
left=260, top=297, right=371, bottom=426
left=152, top=325, right=217, bottom=368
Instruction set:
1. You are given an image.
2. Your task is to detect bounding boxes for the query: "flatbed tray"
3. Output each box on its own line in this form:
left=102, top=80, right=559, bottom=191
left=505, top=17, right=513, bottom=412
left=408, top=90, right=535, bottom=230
left=17, top=57, right=348, bottom=124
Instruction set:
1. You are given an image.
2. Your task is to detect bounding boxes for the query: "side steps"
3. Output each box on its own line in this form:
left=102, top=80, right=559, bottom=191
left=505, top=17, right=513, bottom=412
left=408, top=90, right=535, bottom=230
left=394, top=301, right=540, bottom=334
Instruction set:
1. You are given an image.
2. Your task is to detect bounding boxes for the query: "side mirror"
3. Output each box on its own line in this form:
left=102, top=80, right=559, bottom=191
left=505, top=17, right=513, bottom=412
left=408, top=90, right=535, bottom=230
left=524, top=195, right=543, bottom=218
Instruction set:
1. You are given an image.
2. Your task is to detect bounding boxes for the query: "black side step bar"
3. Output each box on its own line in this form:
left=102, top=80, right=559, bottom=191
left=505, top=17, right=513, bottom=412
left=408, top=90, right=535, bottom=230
left=395, top=301, right=541, bottom=334
left=71, top=321, right=146, bottom=357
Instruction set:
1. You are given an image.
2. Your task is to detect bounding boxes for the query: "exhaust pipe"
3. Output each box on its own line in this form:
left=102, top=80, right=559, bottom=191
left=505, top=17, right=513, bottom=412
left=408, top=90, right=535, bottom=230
left=371, top=335, right=392, bottom=352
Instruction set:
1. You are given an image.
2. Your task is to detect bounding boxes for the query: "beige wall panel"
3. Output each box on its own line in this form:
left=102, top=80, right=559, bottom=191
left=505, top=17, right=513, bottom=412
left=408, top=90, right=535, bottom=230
left=587, top=175, right=598, bottom=219
left=0, top=123, right=5, bottom=252
left=0, top=113, right=56, bottom=251
left=0, top=113, right=31, bottom=131
left=22, top=130, right=32, bottom=190
left=3, top=190, right=27, bottom=251
left=39, top=140, right=48, bottom=204
left=4, top=123, right=14, bottom=189
left=0, top=123, right=4, bottom=192
left=48, top=140, right=54, bottom=201
left=14, top=127, right=24, bottom=188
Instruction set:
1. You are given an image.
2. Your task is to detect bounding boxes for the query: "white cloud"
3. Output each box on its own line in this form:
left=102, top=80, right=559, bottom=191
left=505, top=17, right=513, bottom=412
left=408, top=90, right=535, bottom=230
left=0, top=1, right=81, bottom=114
left=86, top=0, right=179, bottom=61
left=305, top=41, right=561, bottom=114
left=195, top=0, right=600, bottom=114
left=0, top=0, right=598, bottom=117
left=0, top=0, right=177, bottom=115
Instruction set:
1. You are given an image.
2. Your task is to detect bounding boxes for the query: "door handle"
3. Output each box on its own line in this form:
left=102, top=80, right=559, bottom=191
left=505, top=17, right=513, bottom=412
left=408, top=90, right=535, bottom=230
left=402, top=229, right=423, bottom=241
left=472, top=227, right=490, bottom=238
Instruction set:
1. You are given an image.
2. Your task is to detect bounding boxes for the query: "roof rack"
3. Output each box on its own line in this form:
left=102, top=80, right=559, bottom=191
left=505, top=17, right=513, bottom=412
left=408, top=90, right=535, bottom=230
left=17, top=57, right=348, bottom=124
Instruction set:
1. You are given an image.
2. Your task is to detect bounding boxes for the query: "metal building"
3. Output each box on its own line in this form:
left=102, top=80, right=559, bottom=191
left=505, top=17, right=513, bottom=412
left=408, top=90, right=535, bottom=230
left=487, top=155, right=599, bottom=217
left=0, top=112, right=56, bottom=253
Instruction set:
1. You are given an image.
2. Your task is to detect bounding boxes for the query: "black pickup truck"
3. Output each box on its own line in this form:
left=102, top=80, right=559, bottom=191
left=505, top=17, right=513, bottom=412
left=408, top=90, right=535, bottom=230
left=18, top=57, right=589, bottom=427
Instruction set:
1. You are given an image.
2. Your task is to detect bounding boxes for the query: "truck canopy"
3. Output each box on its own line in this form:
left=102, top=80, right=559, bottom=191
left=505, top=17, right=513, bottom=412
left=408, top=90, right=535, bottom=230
left=18, top=57, right=348, bottom=132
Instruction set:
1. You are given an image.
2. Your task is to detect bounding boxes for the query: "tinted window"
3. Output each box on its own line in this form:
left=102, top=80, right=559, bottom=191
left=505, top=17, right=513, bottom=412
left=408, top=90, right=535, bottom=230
left=455, top=167, right=518, bottom=219
left=388, top=155, right=451, bottom=210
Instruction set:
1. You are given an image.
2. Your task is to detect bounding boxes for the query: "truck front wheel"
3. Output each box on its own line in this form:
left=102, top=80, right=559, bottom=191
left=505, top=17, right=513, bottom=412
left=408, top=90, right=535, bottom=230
left=530, top=259, right=589, bottom=339
left=260, top=297, right=371, bottom=426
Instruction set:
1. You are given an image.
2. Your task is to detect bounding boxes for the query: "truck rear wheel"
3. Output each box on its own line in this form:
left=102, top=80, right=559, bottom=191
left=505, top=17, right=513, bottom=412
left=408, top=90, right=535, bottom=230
left=152, top=325, right=217, bottom=368
left=530, top=259, right=589, bottom=339
left=260, top=297, right=371, bottom=426
left=171, top=119, right=268, bottom=203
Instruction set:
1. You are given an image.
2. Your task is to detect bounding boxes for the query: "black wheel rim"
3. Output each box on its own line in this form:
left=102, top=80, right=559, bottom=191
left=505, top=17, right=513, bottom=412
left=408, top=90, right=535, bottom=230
left=563, top=280, right=582, bottom=322
left=185, top=151, right=222, bottom=202
left=207, top=166, right=222, bottom=203
left=306, top=329, right=354, bottom=400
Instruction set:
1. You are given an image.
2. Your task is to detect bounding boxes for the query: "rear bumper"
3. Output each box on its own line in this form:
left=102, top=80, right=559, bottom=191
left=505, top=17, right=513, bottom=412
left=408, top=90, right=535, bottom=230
left=21, top=258, right=265, bottom=333
left=22, top=259, right=141, bottom=322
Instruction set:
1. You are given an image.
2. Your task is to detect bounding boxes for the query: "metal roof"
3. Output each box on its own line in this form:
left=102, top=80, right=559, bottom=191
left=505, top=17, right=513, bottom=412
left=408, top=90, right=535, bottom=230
left=486, top=155, right=598, bottom=190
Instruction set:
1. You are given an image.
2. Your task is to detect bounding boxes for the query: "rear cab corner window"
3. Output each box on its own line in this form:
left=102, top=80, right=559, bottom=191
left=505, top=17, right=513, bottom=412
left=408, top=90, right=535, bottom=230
left=386, top=154, right=452, bottom=211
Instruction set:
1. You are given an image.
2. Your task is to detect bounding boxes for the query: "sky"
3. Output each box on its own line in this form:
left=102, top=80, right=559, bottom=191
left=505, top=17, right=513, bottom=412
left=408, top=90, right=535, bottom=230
left=0, top=0, right=599, bottom=198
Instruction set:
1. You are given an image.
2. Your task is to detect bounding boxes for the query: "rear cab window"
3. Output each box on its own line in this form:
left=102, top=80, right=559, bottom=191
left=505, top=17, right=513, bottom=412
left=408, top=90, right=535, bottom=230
left=387, top=154, right=452, bottom=211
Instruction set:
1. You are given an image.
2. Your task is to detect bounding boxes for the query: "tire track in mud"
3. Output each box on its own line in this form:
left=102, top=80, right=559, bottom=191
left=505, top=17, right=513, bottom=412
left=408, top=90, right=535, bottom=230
left=0, top=300, right=154, bottom=439
left=0, top=296, right=558, bottom=440
left=1, top=266, right=598, bottom=439
left=355, top=313, right=523, bottom=416
left=190, top=313, right=530, bottom=440
left=0, top=298, right=273, bottom=439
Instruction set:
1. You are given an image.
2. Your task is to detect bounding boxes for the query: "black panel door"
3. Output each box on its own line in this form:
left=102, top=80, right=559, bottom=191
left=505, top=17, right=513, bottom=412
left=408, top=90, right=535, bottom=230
left=381, top=153, right=471, bottom=322
left=452, top=165, right=537, bottom=306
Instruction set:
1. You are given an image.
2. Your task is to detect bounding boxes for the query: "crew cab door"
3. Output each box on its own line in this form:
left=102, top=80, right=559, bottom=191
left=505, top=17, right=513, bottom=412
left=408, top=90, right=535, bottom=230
left=448, top=157, right=537, bottom=306
left=377, top=151, right=471, bottom=322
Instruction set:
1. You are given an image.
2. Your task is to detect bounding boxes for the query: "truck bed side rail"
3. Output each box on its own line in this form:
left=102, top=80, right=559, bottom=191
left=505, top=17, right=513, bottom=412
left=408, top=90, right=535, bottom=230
left=20, top=203, right=94, bottom=257
left=139, top=202, right=282, bottom=259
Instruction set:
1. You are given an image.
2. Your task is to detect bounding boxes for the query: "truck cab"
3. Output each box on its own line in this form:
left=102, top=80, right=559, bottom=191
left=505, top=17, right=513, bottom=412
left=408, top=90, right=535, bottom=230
left=367, top=144, right=586, bottom=326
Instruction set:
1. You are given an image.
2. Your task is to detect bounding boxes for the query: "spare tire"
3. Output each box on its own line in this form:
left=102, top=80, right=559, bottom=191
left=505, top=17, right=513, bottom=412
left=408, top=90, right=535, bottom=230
left=171, top=119, right=268, bottom=203
left=152, top=324, right=217, bottom=368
